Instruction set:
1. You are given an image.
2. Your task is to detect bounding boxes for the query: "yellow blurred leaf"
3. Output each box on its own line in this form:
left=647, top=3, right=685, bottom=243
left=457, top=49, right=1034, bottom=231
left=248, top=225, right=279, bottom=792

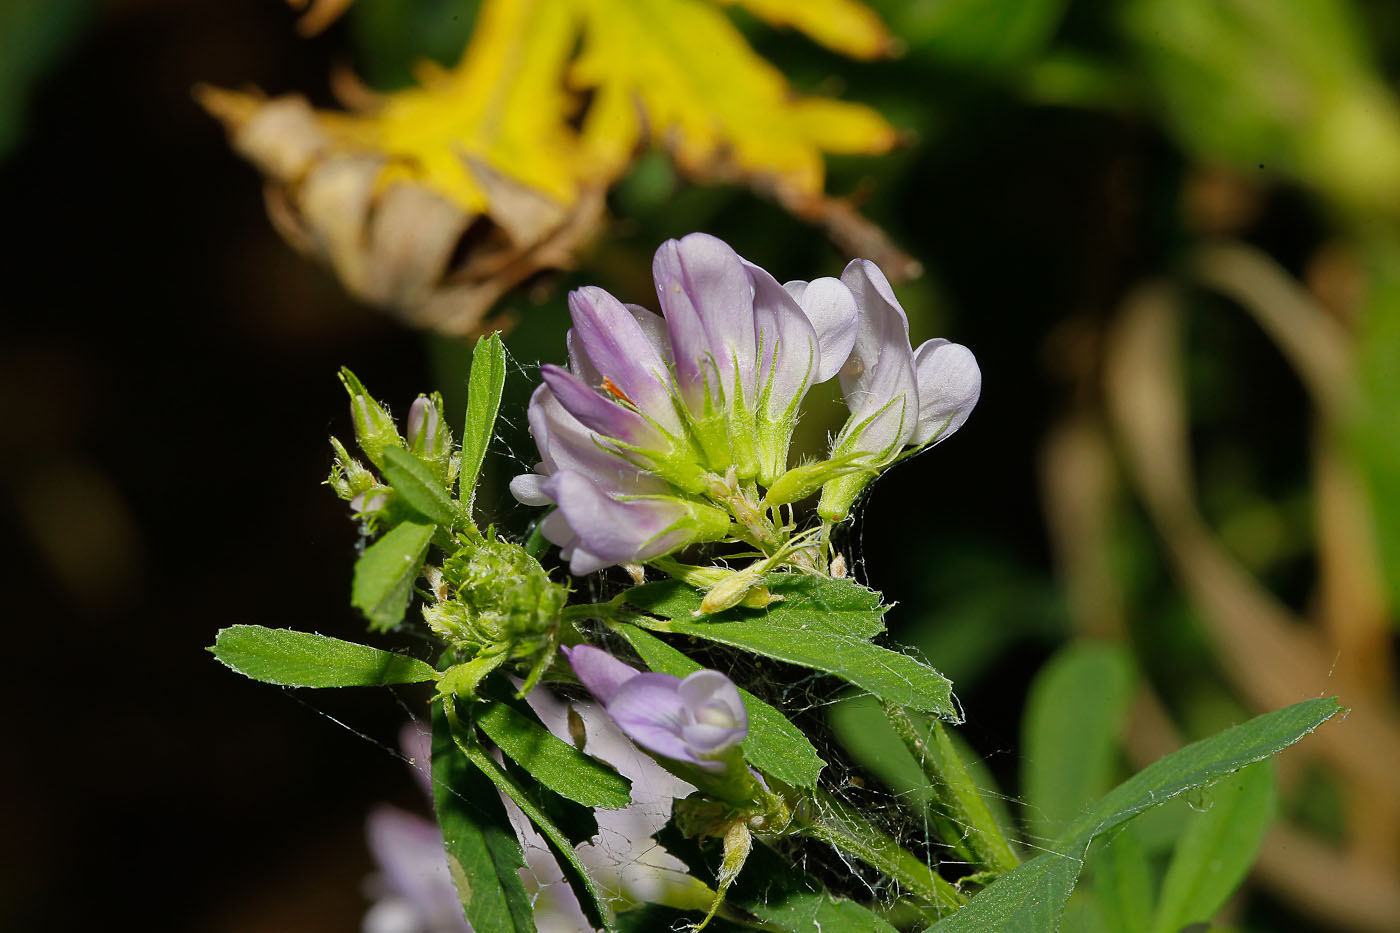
left=715, top=0, right=896, bottom=60
left=207, top=0, right=903, bottom=334
left=573, top=0, right=898, bottom=201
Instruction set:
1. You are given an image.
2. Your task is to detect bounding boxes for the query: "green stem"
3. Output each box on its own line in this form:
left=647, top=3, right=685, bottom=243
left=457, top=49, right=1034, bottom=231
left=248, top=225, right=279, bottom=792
left=883, top=702, right=1020, bottom=874
left=797, top=790, right=965, bottom=914
left=561, top=596, right=626, bottom=623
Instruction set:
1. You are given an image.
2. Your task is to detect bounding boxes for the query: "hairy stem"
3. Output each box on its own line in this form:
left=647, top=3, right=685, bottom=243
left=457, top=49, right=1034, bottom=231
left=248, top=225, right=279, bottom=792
left=796, top=790, right=965, bottom=914
left=883, top=702, right=1020, bottom=874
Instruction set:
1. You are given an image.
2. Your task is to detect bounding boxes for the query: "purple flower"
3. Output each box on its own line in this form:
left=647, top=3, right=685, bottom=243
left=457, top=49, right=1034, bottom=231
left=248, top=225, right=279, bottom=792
left=565, top=645, right=748, bottom=773
left=510, top=233, right=858, bottom=573
left=818, top=259, right=981, bottom=520
left=537, top=470, right=730, bottom=576
left=364, top=805, right=470, bottom=933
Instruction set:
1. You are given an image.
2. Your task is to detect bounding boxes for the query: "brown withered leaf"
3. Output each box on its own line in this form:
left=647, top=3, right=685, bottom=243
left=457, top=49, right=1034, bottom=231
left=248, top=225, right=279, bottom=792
left=199, top=88, right=604, bottom=336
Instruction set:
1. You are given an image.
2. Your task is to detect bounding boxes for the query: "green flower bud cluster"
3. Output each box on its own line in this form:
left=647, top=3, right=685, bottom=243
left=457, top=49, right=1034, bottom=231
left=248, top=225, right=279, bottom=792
left=425, top=534, right=567, bottom=657
left=326, top=368, right=461, bottom=522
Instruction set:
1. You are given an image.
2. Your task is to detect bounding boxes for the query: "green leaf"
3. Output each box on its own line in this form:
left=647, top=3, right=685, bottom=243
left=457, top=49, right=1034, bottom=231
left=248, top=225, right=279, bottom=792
left=933, top=698, right=1342, bottom=931
left=210, top=625, right=438, bottom=687
left=1021, top=641, right=1136, bottom=840
left=629, top=615, right=956, bottom=718
left=352, top=520, right=435, bottom=631
left=1058, top=699, right=1333, bottom=848
left=498, top=753, right=600, bottom=848
left=625, top=579, right=955, bottom=719
left=931, top=852, right=1081, bottom=933
left=461, top=332, right=506, bottom=509
left=612, top=623, right=826, bottom=788
left=1151, top=761, right=1277, bottom=933
left=625, top=573, right=888, bottom=639
left=476, top=699, right=632, bottom=809
left=430, top=703, right=536, bottom=933
left=380, top=446, right=460, bottom=526
left=1089, top=825, right=1154, bottom=933
left=448, top=703, right=617, bottom=932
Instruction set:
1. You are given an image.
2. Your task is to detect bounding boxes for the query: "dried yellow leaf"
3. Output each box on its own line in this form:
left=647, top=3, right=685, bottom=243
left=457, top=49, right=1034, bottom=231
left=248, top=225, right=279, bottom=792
left=573, top=0, right=899, bottom=202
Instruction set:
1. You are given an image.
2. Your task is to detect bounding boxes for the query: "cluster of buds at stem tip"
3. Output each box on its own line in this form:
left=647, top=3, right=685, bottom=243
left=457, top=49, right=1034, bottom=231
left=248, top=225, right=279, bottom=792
left=509, top=233, right=981, bottom=577
left=327, top=369, right=461, bottom=517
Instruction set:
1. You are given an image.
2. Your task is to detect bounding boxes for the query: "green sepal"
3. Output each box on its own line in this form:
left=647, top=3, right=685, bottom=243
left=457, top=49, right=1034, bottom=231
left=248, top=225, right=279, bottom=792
left=406, top=391, right=456, bottom=484
left=327, top=436, right=376, bottom=500
left=339, top=367, right=402, bottom=470
left=763, top=453, right=872, bottom=509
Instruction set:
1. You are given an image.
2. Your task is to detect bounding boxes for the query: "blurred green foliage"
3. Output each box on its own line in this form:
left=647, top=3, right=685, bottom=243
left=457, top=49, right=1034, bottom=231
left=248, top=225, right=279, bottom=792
left=0, top=0, right=89, bottom=157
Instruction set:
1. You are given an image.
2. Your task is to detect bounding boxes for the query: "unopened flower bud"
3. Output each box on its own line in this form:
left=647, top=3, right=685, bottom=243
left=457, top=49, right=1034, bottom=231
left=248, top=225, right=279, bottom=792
left=698, top=566, right=781, bottom=615
left=328, top=436, right=377, bottom=500
left=424, top=535, right=566, bottom=651
left=339, top=367, right=401, bottom=469
left=406, top=396, right=441, bottom=457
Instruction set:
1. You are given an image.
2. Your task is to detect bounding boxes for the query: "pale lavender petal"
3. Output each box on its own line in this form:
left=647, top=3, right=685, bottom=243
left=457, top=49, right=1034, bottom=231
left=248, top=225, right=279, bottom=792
left=793, top=277, right=858, bottom=383
left=836, top=259, right=919, bottom=455
left=541, top=365, right=665, bottom=449
left=745, top=260, right=819, bottom=419
left=568, top=286, right=682, bottom=433
left=406, top=397, right=440, bottom=456
left=544, top=470, right=692, bottom=569
left=565, top=644, right=642, bottom=705
left=508, top=472, right=553, bottom=506
left=678, top=670, right=748, bottom=735
left=526, top=385, right=664, bottom=497
left=364, top=806, right=467, bottom=932
left=654, top=233, right=756, bottom=410
left=680, top=721, right=745, bottom=756
left=624, top=303, right=674, bottom=363
left=911, top=339, right=982, bottom=446
left=608, top=674, right=701, bottom=764
left=566, top=545, right=611, bottom=576
left=567, top=328, right=603, bottom=386
left=540, top=509, right=577, bottom=548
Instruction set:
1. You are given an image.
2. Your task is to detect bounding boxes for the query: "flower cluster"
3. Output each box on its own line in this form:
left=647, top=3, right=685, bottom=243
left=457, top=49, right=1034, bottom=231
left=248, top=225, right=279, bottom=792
left=510, top=233, right=980, bottom=575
